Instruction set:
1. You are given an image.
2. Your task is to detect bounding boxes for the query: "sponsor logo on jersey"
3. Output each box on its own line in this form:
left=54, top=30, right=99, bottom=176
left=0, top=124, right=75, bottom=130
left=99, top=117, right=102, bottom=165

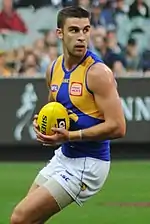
left=70, top=82, right=83, bottom=96
left=57, top=118, right=66, bottom=129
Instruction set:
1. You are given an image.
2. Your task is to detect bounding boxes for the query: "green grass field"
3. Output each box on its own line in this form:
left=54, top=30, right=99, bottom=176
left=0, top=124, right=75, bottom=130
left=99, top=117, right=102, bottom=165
left=0, top=161, right=150, bottom=224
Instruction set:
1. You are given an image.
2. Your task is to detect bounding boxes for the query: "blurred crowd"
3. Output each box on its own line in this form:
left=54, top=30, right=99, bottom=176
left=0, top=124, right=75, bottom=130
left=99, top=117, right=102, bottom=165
left=0, top=0, right=150, bottom=78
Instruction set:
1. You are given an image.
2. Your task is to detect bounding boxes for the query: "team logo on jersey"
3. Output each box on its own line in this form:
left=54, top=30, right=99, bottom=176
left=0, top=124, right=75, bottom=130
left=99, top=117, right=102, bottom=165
left=70, top=82, right=83, bottom=96
left=51, top=84, right=58, bottom=92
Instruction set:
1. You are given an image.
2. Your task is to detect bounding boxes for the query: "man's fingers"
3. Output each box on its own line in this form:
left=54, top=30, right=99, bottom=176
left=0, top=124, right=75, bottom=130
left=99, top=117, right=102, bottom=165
left=37, top=137, right=54, bottom=145
left=33, top=114, right=38, bottom=127
left=34, top=114, right=38, bottom=119
left=33, top=119, right=38, bottom=128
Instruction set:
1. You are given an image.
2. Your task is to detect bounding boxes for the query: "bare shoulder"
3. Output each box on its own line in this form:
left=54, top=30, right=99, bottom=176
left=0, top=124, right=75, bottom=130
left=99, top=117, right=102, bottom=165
left=87, top=63, right=116, bottom=92
left=88, top=63, right=114, bottom=84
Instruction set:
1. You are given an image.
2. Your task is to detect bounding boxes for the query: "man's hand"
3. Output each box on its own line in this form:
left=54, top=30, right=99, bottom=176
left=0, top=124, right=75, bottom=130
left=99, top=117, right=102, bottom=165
left=35, top=127, right=69, bottom=146
left=33, top=114, right=69, bottom=145
left=33, top=114, right=39, bottom=129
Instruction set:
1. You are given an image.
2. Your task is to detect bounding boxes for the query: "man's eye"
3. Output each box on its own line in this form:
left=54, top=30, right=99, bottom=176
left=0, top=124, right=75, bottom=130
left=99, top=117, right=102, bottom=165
left=84, top=28, right=89, bottom=33
left=70, top=29, right=78, bottom=33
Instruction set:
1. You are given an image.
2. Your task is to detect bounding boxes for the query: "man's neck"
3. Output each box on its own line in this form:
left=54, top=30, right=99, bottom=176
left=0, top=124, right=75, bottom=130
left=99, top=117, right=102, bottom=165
left=63, top=50, right=87, bottom=71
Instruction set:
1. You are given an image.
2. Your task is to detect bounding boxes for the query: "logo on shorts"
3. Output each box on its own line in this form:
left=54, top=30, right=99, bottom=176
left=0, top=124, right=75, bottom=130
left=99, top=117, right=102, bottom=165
left=51, top=85, right=58, bottom=92
left=70, top=82, right=83, bottom=96
left=60, top=174, right=70, bottom=182
left=57, top=119, right=66, bottom=129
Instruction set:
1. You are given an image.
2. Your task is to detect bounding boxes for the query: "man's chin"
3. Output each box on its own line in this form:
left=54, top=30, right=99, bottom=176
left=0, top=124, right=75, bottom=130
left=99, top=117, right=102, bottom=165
left=73, top=48, right=86, bottom=57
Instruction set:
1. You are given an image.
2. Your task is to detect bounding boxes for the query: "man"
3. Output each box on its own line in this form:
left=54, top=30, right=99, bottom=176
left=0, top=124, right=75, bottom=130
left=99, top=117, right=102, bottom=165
left=10, top=6, right=126, bottom=224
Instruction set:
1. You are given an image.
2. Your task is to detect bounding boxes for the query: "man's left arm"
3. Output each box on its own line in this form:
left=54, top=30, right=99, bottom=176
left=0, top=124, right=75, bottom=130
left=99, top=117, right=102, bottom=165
left=69, top=63, right=126, bottom=141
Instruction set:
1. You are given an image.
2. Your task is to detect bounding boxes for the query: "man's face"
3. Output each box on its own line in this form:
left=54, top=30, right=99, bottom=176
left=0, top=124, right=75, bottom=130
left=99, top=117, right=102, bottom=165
left=57, top=17, right=91, bottom=58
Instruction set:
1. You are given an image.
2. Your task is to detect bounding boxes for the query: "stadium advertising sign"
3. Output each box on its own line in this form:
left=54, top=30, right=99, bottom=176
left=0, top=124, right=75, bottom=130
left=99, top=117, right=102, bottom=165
left=117, top=78, right=150, bottom=143
left=0, top=78, right=47, bottom=144
left=0, top=78, right=149, bottom=144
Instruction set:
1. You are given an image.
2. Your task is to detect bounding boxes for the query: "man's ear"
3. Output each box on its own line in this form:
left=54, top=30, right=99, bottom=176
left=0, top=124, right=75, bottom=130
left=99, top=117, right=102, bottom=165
left=56, top=28, right=63, bottom=40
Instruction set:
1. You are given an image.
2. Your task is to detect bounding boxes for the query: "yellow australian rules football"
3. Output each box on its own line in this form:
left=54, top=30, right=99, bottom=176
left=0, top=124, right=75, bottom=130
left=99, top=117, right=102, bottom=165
left=37, top=102, right=70, bottom=135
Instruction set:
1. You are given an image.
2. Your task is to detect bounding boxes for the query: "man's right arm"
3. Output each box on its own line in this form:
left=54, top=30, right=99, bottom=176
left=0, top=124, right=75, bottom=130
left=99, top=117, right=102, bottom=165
left=46, top=62, right=55, bottom=102
left=33, top=62, right=56, bottom=133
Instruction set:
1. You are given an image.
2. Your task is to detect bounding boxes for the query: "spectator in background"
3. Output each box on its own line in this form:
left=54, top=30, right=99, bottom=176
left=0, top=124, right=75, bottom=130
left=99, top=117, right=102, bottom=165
left=47, top=45, right=59, bottom=62
left=4, top=49, right=18, bottom=75
left=113, top=0, right=129, bottom=16
left=90, top=1, right=105, bottom=27
left=19, top=52, right=40, bottom=76
left=103, top=27, right=126, bottom=75
left=100, top=0, right=115, bottom=26
left=44, top=30, right=58, bottom=47
left=90, top=0, right=116, bottom=28
left=13, top=47, right=25, bottom=73
left=95, top=25, right=107, bottom=37
left=140, top=48, right=150, bottom=74
left=106, top=25, right=123, bottom=54
left=33, top=39, right=46, bottom=60
left=0, top=50, right=11, bottom=77
left=0, top=0, right=27, bottom=34
left=128, top=0, right=149, bottom=19
left=103, top=47, right=126, bottom=76
left=91, top=30, right=126, bottom=76
left=15, top=47, right=25, bottom=62
left=112, top=59, right=127, bottom=77
left=34, top=39, right=45, bottom=52
left=40, top=45, right=59, bottom=73
left=90, top=26, right=107, bottom=58
left=124, top=38, right=142, bottom=72
left=44, top=30, right=62, bottom=54
left=90, top=25, right=107, bottom=45
left=78, top=0, right=90, bottom=10
left=90, top=25, right=126, bottom=68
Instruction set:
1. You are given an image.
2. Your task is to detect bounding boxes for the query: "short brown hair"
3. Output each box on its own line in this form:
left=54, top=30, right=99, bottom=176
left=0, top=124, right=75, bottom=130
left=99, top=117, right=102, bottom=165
left=57, top=6, right=90, bottom=29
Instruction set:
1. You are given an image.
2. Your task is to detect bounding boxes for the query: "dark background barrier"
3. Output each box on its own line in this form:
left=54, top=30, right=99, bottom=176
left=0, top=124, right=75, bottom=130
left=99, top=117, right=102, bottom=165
left=117, top=78, right=150, bottom=143
left=0, top=79, right=47, bottom=145
left=0, top=78, right=150, bottom=160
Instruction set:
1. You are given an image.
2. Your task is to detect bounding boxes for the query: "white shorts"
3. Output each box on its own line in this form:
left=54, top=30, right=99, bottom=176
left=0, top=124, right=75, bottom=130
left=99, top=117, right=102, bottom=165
left=36, top=147, right=110, bottom=206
